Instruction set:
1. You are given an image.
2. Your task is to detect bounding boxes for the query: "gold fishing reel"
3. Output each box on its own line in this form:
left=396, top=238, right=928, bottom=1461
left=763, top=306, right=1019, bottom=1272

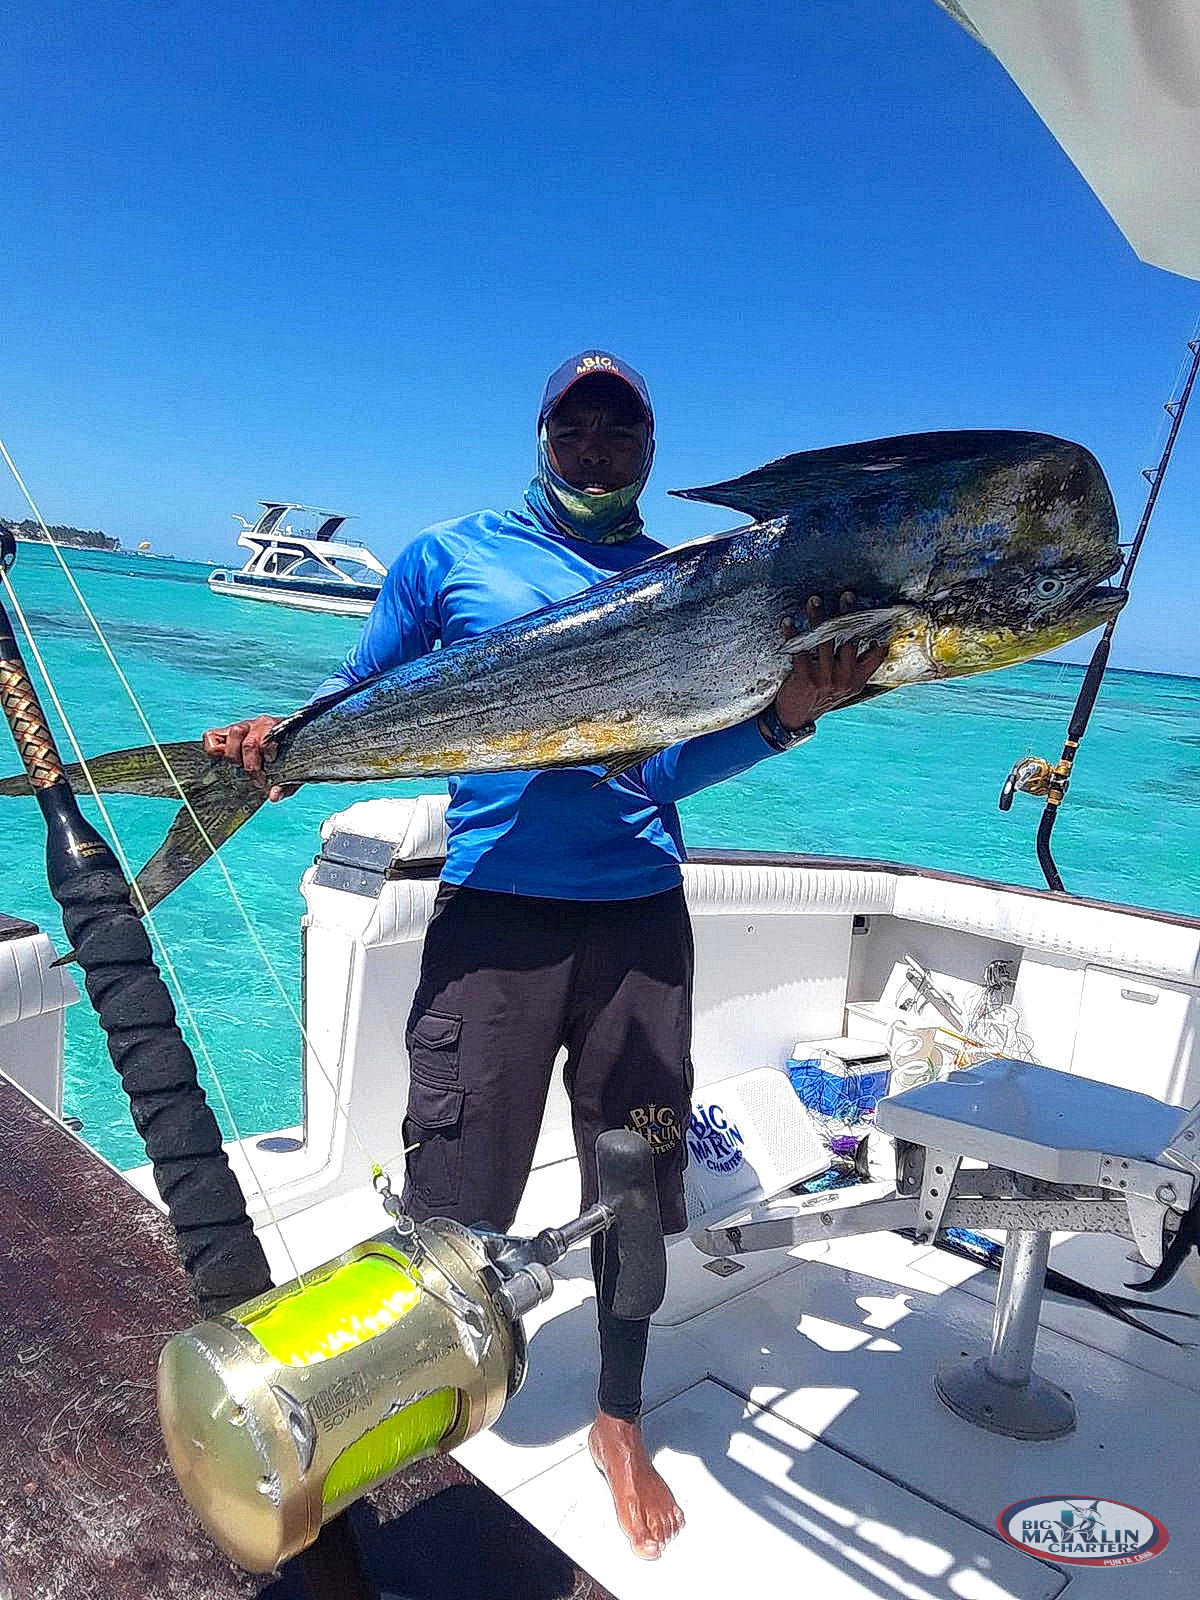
left=158, top=1129, right=665, bottom=1573
left=158, top=1218, right=521, bottom=1573
left=998, top=754, right=1058, bottom=810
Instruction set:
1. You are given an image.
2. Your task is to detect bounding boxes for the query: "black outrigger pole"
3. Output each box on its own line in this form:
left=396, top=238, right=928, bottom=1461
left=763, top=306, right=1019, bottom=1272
left=999, top=335, right=1200, bottom=892
left=0, top=528, right=380, bottom=1600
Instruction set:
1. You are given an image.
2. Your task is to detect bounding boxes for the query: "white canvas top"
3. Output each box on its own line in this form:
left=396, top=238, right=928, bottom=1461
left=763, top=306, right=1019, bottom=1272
left=941, top=0, right=1200, bottom=280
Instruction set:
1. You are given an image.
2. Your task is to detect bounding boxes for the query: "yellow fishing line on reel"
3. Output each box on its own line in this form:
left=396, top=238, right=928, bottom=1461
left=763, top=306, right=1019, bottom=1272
left=158, top=1224, right=519, bottom=1573
left=246, top=1249, right=459, bottom=1512
left=247, top=1248, right=425, bottom=1363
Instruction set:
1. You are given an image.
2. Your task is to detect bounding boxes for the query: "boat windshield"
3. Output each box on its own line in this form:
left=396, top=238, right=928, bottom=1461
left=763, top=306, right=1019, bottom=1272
left=286, top=556, right=383, bottom=587
left=332, top=559, right=384, bottom=585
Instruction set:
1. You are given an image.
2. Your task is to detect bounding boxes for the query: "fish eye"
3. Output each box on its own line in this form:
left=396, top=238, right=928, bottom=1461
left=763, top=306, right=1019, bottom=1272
left=1035, top=577, right=1065, bottom=598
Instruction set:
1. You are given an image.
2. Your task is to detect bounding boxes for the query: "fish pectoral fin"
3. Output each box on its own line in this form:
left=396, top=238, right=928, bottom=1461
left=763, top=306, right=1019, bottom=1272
left=592, top=750, right=660, bottom=785
left=785, top=605, right=917, bottom=655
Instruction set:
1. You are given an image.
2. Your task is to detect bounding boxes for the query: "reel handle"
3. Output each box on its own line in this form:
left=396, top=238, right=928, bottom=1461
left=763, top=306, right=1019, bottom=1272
left=483, top=1128, right=667, bottom=1321
left=595, top=1127, right=667, bottom=1319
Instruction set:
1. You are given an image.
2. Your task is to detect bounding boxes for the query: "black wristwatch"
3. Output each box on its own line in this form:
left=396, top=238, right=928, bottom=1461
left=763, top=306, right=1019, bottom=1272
left=756, top=701, right=817, bottom=752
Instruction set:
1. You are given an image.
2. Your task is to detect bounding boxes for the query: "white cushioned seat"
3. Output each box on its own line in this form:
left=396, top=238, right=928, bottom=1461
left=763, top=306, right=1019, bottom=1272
left=876, top=1056, right=1189, bottom=1182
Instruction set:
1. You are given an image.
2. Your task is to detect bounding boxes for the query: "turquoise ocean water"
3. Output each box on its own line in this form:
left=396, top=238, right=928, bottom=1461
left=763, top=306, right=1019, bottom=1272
left=3, top=542, right=1198, bottom=1168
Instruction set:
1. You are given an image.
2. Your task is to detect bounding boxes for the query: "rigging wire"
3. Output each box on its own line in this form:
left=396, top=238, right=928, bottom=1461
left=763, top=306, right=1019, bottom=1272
left=0, top=441, right=390, bottom=1171
left=0, top=442, right=407, bottom=1265
left=0, top=557, right=310, bottom=1285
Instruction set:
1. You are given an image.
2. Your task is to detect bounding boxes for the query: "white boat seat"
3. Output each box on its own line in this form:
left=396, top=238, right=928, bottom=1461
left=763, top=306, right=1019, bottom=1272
left=875, top=1057, right=1190, bottom=1185
left=868, top=1056, right=1200, bottom=1440
left=698, top=1057, right=1200, bottom=1441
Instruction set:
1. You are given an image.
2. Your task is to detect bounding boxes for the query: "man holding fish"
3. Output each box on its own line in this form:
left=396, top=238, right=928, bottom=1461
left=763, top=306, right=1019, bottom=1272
left=202, top=351, right=886, bottom=1558
left=2, top=350, right=1120, bottom=1554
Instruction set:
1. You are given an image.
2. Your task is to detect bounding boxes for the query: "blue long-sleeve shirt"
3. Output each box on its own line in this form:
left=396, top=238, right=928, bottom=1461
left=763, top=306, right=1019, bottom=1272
left=312, top=501, right=783, bottom=898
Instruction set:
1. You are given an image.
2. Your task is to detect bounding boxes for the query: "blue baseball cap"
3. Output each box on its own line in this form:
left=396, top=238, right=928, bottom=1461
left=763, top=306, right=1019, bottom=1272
left=537, top=351, right=654, bottom=430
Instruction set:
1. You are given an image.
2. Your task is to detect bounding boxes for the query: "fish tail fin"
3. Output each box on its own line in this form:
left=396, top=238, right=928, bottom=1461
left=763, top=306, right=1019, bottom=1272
left=129, top=762, right=267, bottom=916
left=0, top=739, right=266, bottom=914
left=0, top=738, right=220, bottom=800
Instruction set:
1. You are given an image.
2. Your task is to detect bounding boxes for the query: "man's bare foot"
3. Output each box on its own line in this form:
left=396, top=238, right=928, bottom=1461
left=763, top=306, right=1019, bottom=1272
left=588, top=1412, right=684, bottom=1560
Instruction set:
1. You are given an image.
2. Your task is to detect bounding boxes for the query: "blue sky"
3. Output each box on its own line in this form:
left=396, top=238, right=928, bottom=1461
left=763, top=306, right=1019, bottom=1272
left=4, top=1, right=1198, bottom=674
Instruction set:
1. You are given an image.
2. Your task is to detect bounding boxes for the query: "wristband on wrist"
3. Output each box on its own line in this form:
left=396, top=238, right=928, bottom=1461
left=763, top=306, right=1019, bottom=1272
left=756, top=701, right=817, bottom=752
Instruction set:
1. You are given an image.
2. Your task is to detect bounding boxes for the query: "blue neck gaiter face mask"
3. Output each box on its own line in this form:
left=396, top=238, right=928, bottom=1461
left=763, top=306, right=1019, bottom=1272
left=525, top=425, right=655, bottom=544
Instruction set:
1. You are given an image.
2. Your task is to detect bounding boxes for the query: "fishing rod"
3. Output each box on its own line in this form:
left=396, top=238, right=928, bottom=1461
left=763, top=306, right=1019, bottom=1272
left=0, top=528, right=271, bottom=1312
left=999, top=334, right=1200, bottom=892
left=0, top=528, right=382, bottom=1600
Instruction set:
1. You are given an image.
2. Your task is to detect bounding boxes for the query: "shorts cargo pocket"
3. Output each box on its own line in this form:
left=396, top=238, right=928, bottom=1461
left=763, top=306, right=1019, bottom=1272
left=404, top=1011, right=465, bottom=1210
left=407, top=1010, right=462, bottom=1081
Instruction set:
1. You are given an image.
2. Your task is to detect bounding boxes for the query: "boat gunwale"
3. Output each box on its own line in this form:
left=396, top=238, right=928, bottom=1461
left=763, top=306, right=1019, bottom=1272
left=377, top=841, right=1200, bottom=932
left=684, top=847, right=1200, bottom=932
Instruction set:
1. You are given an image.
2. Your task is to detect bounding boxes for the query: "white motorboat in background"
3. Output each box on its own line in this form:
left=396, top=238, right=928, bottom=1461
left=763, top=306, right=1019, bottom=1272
left=207, top=502, right=387, bottom=616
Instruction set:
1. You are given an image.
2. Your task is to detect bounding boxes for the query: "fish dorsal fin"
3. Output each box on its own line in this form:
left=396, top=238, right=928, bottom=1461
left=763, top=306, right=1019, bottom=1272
left=670, top=429, right=1062, bottom=522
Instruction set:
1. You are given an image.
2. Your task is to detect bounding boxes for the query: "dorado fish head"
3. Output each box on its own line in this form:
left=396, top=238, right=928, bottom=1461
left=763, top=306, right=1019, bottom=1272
left=920, top=575, right=1126, bottom=679
left=675, top=428, right=1124, bottom=686
left=914, top=435, right=1125, bottom=678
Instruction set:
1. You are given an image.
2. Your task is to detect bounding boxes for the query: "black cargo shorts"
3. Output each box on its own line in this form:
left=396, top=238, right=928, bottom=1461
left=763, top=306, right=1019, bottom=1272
left=399, top=883, right=693, bottom=1236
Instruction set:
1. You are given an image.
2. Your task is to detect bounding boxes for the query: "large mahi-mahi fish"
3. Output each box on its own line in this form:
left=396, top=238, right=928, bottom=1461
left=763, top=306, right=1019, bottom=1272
left=0, top=430, right=1124, bottom=911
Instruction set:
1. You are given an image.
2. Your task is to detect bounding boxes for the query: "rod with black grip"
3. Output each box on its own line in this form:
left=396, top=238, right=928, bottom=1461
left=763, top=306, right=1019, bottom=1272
left=0, top=536, right=271, bottom=1312
left=0, top=535, right=381, bottom=1597
left=1032, top=337, right=1200, bottom=892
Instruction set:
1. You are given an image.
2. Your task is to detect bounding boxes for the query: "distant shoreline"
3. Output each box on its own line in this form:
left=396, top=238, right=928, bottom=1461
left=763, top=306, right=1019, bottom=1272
left=10, top=532, right=206, bottom=564
left=11, top=531, right=119, bottom=552
left=1022, top=656, right=1199, bottom=685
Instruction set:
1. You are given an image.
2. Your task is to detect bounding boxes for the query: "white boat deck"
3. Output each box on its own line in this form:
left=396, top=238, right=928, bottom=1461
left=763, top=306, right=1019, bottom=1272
left=456, top=1207, right=1199, bottom=1599
left=205, top=803, right=1200, bottom=1598
left=219, top=1140, right=1198, bottom=1598
left=7, top=802, right=1199, bottom=1597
